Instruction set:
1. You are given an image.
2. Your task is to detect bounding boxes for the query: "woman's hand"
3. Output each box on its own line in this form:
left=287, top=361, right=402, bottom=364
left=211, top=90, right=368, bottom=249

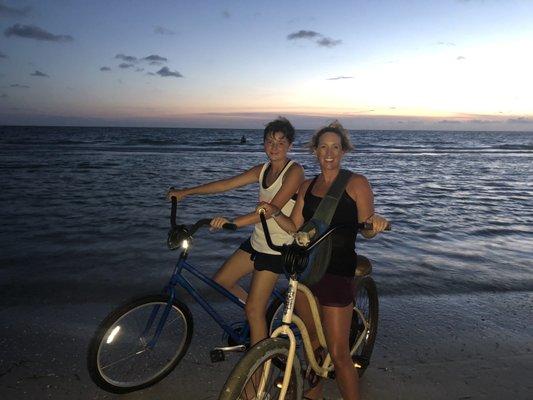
left=369, top=214, right=389, bottom=233
left=255, top=201, right=280, bottom=218
left=210, top=216, right=231, bottom=231
left=361, top=214, right=390, bottom=238
left=166, top=187, right=188, bottom=201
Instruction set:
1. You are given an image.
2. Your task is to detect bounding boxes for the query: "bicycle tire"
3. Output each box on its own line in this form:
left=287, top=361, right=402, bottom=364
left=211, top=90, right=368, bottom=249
left=219, top=337, right=303, bottom=400
left=351, top=276, right=379, bottom=377
left=87, top=294, right=193, bottom=393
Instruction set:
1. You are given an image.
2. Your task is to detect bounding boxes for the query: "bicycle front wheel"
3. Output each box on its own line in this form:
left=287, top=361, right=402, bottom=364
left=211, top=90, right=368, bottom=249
left=87, top=294, right=193, bottom=393
left=219, top=337, right=303, bottom=400
left=350, top=276, right=379, bottom=377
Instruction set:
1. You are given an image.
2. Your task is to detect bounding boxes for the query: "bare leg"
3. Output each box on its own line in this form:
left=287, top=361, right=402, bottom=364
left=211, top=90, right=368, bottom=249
left=245, top=269, right=279, bottom=345
left=322, top=303, right=359, bottom=400
left=213, top=249, right=253, bottom=302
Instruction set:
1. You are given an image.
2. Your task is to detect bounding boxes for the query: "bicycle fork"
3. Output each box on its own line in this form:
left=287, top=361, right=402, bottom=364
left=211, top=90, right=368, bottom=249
left=141, top=290, right=176, bottom=349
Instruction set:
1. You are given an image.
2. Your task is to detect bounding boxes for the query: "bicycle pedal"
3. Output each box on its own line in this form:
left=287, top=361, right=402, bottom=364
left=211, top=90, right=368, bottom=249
left=210, top=345, right=247, bottom=363
left=210, top=349, right=225, bottom=363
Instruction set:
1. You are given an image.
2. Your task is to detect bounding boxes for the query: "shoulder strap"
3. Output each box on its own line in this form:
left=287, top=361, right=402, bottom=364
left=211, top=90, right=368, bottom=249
left=312, top=169, right=352, bottom=226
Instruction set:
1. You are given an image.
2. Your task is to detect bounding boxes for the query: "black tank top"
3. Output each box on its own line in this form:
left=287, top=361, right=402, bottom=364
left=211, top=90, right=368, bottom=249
left=302, top=176, right=358, bottom=277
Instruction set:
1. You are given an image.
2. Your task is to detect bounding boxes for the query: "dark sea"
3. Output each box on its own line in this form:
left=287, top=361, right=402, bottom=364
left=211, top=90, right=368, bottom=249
left=1, top=126, right=532, bottom=303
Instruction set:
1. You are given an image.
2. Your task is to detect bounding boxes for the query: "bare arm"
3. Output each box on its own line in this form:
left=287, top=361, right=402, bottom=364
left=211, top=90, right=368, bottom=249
left=347, top=174, right=387, bottom=238
left=232, top=163, right=304, bottom=228
left=167, top=164, right=262, bottom=201
left=210, top=163, right=305, bottom=229
left=258, top=178, right=311, bottom=234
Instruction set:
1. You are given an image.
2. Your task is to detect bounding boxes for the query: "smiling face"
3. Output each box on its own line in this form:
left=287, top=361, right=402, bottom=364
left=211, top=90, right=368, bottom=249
left=264, top=131, right=292, bottom=162
left=314, top=131, right=345, bottom=171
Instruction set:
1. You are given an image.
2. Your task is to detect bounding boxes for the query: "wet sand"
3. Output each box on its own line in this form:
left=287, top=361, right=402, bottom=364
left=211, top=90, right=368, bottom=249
left=1, top=286, right=531, bottom=400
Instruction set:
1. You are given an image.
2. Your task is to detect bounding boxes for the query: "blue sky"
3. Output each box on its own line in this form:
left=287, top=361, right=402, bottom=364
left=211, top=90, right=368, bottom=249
left=1, top=0, right=533, bottom=130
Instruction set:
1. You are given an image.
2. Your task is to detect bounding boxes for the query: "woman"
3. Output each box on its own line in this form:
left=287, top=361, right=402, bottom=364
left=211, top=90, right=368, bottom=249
left=167, top=118, right=304, bottom=345
left=258, top=121, right=388, bottom=400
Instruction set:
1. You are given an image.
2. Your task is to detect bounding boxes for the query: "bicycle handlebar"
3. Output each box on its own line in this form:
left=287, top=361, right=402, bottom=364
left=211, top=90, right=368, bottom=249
left=170, top=196, right=237, bottom=237
left=257, top=210, right=391, bottom=275
left=258, top=210, right=390, bottom=254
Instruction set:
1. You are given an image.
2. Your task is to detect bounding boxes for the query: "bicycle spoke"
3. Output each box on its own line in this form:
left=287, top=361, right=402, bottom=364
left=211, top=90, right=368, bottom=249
left=101, top=347, right=148, bottom=370
left=90, top=298, right=192, bottom=392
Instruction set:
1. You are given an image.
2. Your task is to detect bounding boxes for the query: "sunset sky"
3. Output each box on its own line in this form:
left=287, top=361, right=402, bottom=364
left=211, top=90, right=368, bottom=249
left=1, top=0, right=533, bottom=130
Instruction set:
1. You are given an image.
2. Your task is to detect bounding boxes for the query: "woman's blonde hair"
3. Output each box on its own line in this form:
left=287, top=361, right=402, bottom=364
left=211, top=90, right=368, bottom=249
left=308, top=120, right=354, bottom=152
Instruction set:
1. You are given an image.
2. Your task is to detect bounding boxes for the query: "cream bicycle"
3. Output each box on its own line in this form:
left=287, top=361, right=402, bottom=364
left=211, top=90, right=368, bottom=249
left=219, top=211, right=386, bottom=400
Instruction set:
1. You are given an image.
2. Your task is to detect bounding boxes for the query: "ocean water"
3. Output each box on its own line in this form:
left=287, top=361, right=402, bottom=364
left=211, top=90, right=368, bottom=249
left=0, top=126, right=532, bottom=303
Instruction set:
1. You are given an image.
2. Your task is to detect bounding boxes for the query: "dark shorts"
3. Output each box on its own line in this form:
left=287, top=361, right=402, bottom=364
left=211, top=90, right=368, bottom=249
left=239, top=238, right=284, bottom=274
left=309, top=272, right=356, bottom=307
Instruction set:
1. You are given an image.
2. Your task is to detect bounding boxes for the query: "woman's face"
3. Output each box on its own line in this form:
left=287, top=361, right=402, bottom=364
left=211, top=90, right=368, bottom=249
left=314, top=131, right=345, bottom=171
left=264, top=131, right=292, bottom=162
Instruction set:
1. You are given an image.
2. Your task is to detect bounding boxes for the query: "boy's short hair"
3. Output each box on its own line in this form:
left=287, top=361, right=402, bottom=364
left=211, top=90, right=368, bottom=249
left=263, top=117, right=295, bottom=143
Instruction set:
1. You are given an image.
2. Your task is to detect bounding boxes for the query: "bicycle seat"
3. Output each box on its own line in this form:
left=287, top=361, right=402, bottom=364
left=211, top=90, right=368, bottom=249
left=356, top=255, right=372, bottom=277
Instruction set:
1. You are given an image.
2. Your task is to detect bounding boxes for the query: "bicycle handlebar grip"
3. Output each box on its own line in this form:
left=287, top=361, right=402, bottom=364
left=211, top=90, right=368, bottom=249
left=361, top=222, right=392, bottom=231
left=222, top=223, right=238, bottom=231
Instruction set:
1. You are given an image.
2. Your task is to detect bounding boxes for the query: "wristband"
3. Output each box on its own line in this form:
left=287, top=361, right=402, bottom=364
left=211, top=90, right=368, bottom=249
left=272, top=210, right=282, bottom=218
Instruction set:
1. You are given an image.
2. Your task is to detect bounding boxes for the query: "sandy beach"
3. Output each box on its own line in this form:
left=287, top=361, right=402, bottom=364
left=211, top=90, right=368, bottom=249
left=1, top=126, right=532, bottom=399
left=1, top=283, right=531, bottom=400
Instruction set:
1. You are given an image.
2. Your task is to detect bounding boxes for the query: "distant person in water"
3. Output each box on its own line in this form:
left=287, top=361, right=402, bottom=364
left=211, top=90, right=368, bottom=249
left=258, top=121, right=389, bottom=400
left=167, top=118, right=304, bottom=332
left=240, top=135, right=246, bottom=144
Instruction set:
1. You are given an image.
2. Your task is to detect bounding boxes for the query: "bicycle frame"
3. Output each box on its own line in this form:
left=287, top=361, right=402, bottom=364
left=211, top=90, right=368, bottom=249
left=145, top=247, right=284, bottom=349
left=258, top=276, right=372, bottom=400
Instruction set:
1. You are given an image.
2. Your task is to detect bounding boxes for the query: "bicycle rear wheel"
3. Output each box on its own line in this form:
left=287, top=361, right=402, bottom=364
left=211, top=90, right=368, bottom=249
left=350, top=276, right=379, bottom=376
left=87, top=294, right=193, bottom=393
left=219, top=337, right=303, bottom=400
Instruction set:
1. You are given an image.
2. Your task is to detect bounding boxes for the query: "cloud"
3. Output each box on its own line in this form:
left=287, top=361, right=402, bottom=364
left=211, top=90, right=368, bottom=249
left=457, top=56, right=466, bottom=60
left=4, top=24, right=73, bottom=42
left=154, top=26, right=175, bottom=35
left=470, top=119, right=501, bottom=124
left=438, top=119, right=461, bottom=124
left=10, top=84, right=30, bottom=88
left=316, top=37, right=342, bottom=47
left=135, top=67, right=144, bottom=72
left=142, top=54, right=168, bottom=65
left=287, top=30, right=320, bottom=40
left=1, top=93, right=7, bottom=98
left=100, top=66, right=111, bottom=71
left=507, top=117, right=532, bottom=123
left=156, top=67, right=183, bottom=78
left=326, top=76, right=353, bottom=80
left=146, top=72, right=156, bottom=76
left=0, top=2, right=30, bottom=17
left=287, top=30, right=342, bottom=48
left=222, top=10, right=230, bottom=18
left=118, top=63, right=134, bottom=69
left=0, top=51, right=7, bottom=58
left=437, top=41, right=456, bottom=46
left=115, top=53, right=138, bottom=63
left=30, top=70, right=49, bottom=77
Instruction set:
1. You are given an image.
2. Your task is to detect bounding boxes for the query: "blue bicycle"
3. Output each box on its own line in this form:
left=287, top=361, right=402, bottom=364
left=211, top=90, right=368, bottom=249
left=87, top=198, right=284, bottom=393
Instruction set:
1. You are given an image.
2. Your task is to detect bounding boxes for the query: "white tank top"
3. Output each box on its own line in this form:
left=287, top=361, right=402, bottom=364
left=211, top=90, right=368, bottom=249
left=250, top=161, right=296, bottom=255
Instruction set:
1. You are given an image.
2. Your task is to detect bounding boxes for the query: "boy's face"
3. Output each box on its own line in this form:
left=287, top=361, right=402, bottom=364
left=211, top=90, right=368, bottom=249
left=264, top=131, right=291, bottom=162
